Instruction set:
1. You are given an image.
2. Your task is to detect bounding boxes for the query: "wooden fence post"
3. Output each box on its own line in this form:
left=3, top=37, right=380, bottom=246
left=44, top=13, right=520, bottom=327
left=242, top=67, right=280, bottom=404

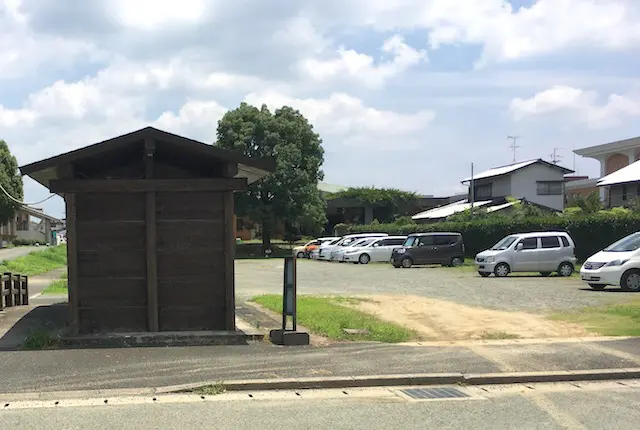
left=13, top=274, right=21, bottom=306
left=0, top=273, right=5, bottom=311
left=4, top=272, right=13, bottom=307
left=21, top=276, right=28, bottom=306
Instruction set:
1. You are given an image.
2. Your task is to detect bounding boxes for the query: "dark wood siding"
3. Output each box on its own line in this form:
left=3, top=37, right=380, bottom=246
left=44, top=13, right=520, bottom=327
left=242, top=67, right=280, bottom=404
left=156, top=191, right=226, bottom=331
left=75, top=192, right=148, bottom=333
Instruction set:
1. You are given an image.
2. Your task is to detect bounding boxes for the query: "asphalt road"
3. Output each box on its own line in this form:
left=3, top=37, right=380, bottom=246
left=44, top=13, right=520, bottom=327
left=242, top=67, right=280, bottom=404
left=236, top=259, right=636, bottom=312
left=2, top=381, right=639, bottom=429
left=0, top=246, right=45, bottom=261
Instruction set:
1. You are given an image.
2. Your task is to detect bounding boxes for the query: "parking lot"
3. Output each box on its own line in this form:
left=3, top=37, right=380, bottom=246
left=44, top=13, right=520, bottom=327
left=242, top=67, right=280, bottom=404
left=236, top=259, right=637, bottom=341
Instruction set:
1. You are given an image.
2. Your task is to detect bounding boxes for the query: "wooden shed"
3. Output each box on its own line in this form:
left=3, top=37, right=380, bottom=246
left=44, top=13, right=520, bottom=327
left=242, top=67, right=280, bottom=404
left=20, top=127, right=275, bottom=335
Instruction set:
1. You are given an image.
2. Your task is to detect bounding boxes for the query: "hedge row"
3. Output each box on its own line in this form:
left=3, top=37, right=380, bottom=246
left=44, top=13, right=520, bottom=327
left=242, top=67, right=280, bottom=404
left=347, top=215, right=640, bottom=260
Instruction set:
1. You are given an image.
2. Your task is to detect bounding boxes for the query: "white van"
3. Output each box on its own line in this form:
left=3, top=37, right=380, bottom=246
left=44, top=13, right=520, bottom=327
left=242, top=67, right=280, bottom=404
left=317, top=233, right=388, bottom=261
left=580, top=231, right=640, bottom=291
left=343, top=236, right=407, bottom=264
left=475, top=231, right=577, bottom=277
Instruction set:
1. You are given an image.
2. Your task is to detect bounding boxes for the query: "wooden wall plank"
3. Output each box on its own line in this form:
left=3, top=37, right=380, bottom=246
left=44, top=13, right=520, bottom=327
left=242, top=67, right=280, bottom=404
left=79, top=307, right=147, bottom=333
left=78, top=278, right=147, bottom=307
left=158, top=277, right=225, bottom=307
left=157, top=220, right=224, bottom=250
left=158, top=305, right=226, bottom=331
left=77, top=222, right=145, bottom=251
left=76, top=193, right=145, bottom=221
left=78, top=250, right=146, bottom=278
left=156, top=191, right=225, bottom=220
left=156, top=250, right=224, bottom=278
left=50, top=178, right=247, bottom=193
left=223, top=190, right=235, bottom=330
left=65, top=193, right=80, bottom=334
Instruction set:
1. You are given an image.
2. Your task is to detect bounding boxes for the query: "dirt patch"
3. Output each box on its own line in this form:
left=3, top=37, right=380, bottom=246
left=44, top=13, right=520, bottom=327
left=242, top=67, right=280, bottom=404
left=345, top=294, right=591, bottom=341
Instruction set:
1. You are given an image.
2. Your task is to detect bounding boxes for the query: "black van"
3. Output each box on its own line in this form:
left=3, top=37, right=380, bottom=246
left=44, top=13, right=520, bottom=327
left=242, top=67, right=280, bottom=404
left=391, top=232, right=465, bottom=268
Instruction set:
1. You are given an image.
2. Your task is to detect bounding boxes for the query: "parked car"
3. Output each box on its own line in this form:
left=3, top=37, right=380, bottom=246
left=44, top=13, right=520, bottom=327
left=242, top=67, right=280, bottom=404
left=330, top=237, right=377, bottom=262
left=580, top=231, right=640, bottom=291
left=343, top=236, right=407, bottom=264
left=391, top=232, right=465, bottom=268
left=317, top=233, right=388, bottom=261
left=310, top=237, right=341, bottom=260
left=292, top=237, right=338, bottom=258
left=475, top=231, right=576, bottom=277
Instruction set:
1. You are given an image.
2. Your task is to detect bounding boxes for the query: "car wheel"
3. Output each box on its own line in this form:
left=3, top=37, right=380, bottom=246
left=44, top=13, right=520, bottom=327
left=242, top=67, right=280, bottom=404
left=479, top=272, right=490, bottom=277
left=589, top=283, right=606, bottom=290
left=540, top=272, right=552, bottom=277
left=494, top=263, right=510, bottom=277
left=359, top=253, right=371, bottom=265
left=296, top=252, right=305, bottom=259
left=558, top=262, right=574, bottom=277
left=393, top=264, right=401, bottom=269
left=621, top=269, right=640, bottom=292
left=450, top=257, right=463, bottom=267
left=401, top=257, right=413, bottom=268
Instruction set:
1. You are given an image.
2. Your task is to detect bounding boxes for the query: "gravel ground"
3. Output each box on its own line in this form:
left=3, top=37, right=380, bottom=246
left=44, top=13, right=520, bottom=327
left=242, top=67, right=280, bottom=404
left=235, top=259, right=637, bottom=312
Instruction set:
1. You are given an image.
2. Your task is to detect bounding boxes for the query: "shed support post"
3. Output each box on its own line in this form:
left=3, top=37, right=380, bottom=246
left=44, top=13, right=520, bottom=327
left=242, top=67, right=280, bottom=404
left=59, top=162, right=80, bottom=334
left=144, top=138, right=159, bottom=332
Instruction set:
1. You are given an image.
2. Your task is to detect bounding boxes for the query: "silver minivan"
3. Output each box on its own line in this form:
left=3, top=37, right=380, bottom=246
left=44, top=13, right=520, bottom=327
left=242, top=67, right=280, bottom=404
left=475, top=231, right=577, bottom=277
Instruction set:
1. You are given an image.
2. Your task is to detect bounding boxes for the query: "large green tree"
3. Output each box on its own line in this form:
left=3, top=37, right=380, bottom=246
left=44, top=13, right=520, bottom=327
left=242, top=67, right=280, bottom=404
left=0, top=140, right=23, bottom=225
left=215, top=103, right=326, bottom=250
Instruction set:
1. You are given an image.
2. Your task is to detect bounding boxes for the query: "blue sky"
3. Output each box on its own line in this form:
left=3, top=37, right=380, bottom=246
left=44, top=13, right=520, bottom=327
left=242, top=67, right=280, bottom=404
left=1, top=0, right=639, bottom=218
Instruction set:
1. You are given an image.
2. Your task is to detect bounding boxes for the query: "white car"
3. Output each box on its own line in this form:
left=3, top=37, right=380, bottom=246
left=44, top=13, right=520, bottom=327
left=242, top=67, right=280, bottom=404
left=330, top=237, right=376, bottom=262
left=292, top=237, right=338, bottom=259
left=317, top=233, right=388, bottom=261
left=310, top=238, right=340, bottom=259
left=343, top=236, right=407, bottom=264
left=475, top=231, right=577, bottom=277
left=580, top=231, right=640, bottom=291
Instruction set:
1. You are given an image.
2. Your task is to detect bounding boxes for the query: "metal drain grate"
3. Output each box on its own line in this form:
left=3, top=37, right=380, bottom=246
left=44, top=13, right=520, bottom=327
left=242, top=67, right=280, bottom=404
left=399, top=387, right=470, bottom=400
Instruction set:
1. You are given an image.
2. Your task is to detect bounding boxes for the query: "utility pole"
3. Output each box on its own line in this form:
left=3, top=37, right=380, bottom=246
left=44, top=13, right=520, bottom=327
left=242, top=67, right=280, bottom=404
left=470, top=162, right=475, bottom=211
left=507, top=135, right=521, bottom=163
left=550, top=147, right=563, bottom=164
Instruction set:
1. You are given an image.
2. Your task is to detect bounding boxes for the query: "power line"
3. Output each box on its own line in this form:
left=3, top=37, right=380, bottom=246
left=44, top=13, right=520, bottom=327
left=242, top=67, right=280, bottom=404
left=507, top=135, right=522, bottom=163
left=0, top=156, right=58, bottom=207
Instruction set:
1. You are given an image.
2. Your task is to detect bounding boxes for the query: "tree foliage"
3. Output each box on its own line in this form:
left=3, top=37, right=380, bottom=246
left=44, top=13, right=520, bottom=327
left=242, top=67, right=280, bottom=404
left=564, top=191, right=603, bottom=215
left=0, top=140, right=23, bottom=225
left=214, top=103, right=326, bottom=249
left=326, top=186, right=420, bottom=223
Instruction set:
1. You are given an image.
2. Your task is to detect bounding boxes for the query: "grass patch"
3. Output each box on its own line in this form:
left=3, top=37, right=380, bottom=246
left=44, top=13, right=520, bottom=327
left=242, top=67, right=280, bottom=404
left=42, top=279, right=68, bottom=295
left=191, top=381, right=227, bottom=396
left=552, top=299, right=640, bottom=336
left=252, top=294, right=416, bottom=343
left=0, top=245, right=67, bottom=276
left=22, top=330, right=60, bottom=350
left=478, top=331, right=521, bottom=340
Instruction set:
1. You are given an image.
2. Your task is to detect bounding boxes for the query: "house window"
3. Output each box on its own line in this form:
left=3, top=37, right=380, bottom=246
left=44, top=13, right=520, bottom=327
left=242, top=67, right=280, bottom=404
left=474, top=184, right=492, bottom=199
left=622, top=185, right=628, bottom=201
left=537, top=181, right=563, bottom=195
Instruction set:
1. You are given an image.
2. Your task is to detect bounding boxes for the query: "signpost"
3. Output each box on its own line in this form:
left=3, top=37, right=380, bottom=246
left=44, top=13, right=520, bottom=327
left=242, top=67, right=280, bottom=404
left=269, top=256, right=309, bottom=346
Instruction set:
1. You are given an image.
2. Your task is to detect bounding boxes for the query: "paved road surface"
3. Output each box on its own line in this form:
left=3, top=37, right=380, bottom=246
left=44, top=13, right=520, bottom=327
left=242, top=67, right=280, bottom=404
left=0, top=246, right=45, bottom=261
left=2, top=381, right=639, bottom=429
left=1, top=338, right=639, bottom=394
left=236, top=259, right=635, bottom=311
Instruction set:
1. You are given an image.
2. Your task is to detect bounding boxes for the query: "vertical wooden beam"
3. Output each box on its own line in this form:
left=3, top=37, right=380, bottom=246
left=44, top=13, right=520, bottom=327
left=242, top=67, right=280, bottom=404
left=223, top=190, right=236, bottom=331
left=65, top=193, right=80, bottom=334
left=144, top=138, right=159, bottom=332
left=58, top=163, right=80, bottom=334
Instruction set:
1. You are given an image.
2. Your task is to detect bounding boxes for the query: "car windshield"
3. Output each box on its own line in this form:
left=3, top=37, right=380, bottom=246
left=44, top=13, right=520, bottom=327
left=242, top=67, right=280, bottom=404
left=491, top=236, right=517, bottom=250
left=355, top=238, right=375, bottom=247
left=604, top=232, right=640, bottom=252
left=403, top=236, right=417, bottom=247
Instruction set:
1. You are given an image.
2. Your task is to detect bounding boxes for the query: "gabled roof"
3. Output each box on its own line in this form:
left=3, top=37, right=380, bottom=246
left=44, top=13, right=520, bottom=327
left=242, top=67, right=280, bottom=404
left=597, top=159, right=640, bottom=187
left=461, top=159, right=573, bottom=183
left=574, top=136, right=640, bottom=158
left=411, top=199, right=494, bottom=220
left=19, top=127, right=276, bottom=190
left=19, top=205, right=62, bottom=223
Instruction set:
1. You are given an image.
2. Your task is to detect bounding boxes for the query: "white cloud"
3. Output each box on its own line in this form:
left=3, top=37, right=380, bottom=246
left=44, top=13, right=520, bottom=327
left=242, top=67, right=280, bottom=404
left=244, top=90, right=435, bottom=150
left=298, top=35, right=426, bottom=88
left=154, top=100, right=227, bottom=142
left=112, top=0, right=209, bottom=30
left=509, top=85, right=640, bottom=128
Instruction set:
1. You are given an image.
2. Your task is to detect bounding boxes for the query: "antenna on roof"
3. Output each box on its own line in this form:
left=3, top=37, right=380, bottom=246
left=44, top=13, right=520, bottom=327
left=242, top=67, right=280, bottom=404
left=550, top=147, right=563, bottom=164
left=507, top=135, right=521, bottom=163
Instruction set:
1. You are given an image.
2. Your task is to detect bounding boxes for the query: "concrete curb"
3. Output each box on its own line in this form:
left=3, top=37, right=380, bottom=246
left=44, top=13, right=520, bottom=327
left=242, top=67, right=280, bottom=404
left=163, top=367, right=640, bottom=393
left=2, top=368, right=639, bottom=402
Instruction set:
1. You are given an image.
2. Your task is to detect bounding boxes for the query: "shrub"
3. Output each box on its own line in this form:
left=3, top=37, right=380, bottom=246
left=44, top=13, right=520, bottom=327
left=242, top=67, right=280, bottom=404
left=333, top=223, right=349, bottom=236
left=348, top=214, right=640, bottom=260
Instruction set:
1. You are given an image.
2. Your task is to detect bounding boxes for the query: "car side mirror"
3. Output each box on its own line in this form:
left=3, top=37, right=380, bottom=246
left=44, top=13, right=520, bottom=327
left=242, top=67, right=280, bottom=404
left=516, top=243, right=524, bottom=251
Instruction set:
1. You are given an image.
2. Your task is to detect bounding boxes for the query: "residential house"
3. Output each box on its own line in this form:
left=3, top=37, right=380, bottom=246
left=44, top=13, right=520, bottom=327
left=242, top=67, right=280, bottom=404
left=0, top=205, right=63, bottom=247
left=596, top=160, right=640, bottom=207
left=574, top=136, right=640, bottom=203
left=460, top=159, right=574, bottom=212
left=564, top=176, right=599, bottom=206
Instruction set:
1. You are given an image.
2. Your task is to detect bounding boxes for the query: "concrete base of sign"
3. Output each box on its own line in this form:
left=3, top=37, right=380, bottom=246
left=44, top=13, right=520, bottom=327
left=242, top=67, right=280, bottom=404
left=269, top=329, right=310, bottom=346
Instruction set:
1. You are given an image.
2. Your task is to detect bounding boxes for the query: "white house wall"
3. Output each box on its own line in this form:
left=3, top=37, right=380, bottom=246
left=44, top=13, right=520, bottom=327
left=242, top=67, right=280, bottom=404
left=509, top=164, right=566, bottom=210
left=473, top=175, right=511, bottom=197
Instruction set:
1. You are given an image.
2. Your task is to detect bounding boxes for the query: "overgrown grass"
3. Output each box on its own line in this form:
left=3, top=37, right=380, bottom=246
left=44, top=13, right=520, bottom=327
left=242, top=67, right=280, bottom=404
left=478, top=331, right=521, bottom=340
left=0, top=245, right=67, bottom=276
left=191, top=381, right=227, bottom=396
left=252, top=294, right=416, bottom=343
left=22, top=330, right=60, bottom=350
left=552, top=299, right=640, bottom=336
left=42, top=279, right=68, bottom=295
